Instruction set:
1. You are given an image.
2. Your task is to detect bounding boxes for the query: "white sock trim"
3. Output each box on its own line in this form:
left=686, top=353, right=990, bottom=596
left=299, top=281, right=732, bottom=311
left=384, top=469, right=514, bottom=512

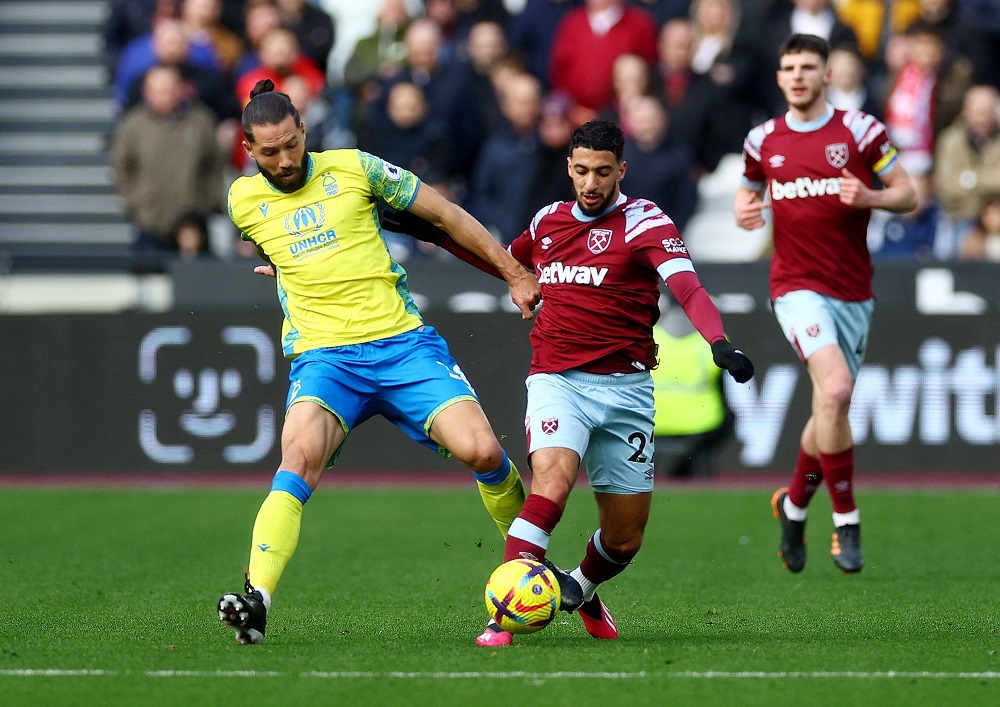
left=570, top=567, right=598, bottom=603
left=783, top=495, right=807, bottom=521
left=258, top=587, right=272, bottom=612
left=833, top=509, right=860, bottom=526
left=507, top=517, right=551, bottom=550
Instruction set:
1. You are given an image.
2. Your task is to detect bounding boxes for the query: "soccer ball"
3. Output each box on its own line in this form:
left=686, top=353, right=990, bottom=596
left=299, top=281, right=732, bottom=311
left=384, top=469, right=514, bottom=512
left=484, top=558, right=561, bottom=634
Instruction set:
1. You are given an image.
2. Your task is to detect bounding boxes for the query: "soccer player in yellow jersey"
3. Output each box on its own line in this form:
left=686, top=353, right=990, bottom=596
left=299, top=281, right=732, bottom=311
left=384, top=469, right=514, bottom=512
left=218, top=80, right=540, bottom=644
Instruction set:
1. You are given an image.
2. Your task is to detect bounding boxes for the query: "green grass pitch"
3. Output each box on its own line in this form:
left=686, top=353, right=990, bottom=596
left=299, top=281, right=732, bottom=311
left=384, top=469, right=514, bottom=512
left=1, top=483, right=998, bottom=706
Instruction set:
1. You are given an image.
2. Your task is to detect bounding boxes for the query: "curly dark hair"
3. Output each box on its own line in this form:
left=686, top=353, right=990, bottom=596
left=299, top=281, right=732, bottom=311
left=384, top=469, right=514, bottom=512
left=568, top=120, right=625, bottom=160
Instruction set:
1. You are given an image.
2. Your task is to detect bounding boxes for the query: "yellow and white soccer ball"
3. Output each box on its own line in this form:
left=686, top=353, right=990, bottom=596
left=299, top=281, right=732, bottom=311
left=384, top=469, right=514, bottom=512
left=484, top=558, right=561, bottom=634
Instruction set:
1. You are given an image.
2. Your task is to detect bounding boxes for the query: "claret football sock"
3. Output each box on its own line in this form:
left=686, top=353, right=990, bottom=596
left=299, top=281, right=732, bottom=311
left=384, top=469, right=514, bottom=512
left=820, top=448, right=856, bottom=514
left=247, top=470, right=312, bottom=596
left=788, top=448, right=823, bottom=508
left=472, top=452, right=526, bottom=538
left=578, top=529, right=634, bottom=585
left=504, top=493, right=562, bottom=562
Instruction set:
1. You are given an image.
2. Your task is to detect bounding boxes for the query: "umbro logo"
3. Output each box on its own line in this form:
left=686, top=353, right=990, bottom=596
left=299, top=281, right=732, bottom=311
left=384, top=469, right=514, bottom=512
left=769, top=154, right=785, bottom=168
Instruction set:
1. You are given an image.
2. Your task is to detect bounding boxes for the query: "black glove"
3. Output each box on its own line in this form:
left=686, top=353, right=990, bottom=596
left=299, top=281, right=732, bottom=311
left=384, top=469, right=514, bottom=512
left=711, top=339, right=755, bottom=383
left=377, top=204, right=447, bottom=246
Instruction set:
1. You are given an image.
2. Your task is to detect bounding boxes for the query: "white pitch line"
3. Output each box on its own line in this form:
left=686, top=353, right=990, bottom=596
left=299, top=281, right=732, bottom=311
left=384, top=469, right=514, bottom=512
left=146, top=670, right=284, bottom=678
left=668, top=671, right=1000, bottom=679
left=1, top=670, right=115, bottom=677
left=2, top=669, right=999, bottom=680
left=0, top=669, right=644, bottom=679
left=303, top=671, right=647, bottom=679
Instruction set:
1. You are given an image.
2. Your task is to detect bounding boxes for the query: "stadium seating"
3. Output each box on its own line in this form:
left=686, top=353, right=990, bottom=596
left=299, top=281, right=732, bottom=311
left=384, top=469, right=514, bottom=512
left=0, top=0, right=134, bottom=271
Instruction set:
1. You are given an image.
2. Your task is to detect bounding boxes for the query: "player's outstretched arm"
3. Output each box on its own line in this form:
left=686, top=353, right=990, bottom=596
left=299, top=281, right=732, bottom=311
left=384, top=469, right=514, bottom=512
left=666, top=270, right=754, bottom=383
left=378, top=205, right=503, bottom=279
left=733, top=186, right=769, bottom=231
left=407, top=185, right=540, bottom=320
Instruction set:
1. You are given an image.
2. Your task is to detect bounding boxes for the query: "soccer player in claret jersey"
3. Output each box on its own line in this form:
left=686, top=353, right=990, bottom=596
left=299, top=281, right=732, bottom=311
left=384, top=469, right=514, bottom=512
left=733, top=34, right=916, bottom=575
left=473, top=120, right=755, bottom=647
left=216, top=79, right=540, bottom=644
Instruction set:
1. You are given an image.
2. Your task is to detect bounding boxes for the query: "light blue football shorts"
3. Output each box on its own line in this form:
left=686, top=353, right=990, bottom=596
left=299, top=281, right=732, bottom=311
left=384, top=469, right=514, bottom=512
left=524, top=370, right=655, bottom=494
left=286, top=325, right=479, bottom=467
left=772, top=290, right=874, bottom=379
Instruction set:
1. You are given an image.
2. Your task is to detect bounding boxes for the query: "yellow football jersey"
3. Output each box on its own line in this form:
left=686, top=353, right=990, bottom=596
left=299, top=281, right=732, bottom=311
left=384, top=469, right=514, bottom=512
left=228, top=150, right=424, bottom=356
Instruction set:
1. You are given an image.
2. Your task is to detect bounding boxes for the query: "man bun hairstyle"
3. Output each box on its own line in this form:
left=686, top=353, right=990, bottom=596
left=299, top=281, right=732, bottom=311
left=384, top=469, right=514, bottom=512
left=569, top=119, right=625, bottom=161
left=779, top=33, right=831, bottom=63
left=242, top=79, right=301, bottom=143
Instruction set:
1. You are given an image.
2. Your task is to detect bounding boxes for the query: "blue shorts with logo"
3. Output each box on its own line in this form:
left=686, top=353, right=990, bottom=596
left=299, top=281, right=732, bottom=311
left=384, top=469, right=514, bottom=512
left=287, top=325, right=479, bottom=467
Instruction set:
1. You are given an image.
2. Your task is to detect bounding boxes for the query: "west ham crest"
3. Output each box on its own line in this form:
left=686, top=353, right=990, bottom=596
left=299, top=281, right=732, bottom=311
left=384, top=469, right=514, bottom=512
left=541, top=418, right=559, bottom=435
left=587, top=229, right=612, bottom=254
left=825, top=143, right=848, bottom=169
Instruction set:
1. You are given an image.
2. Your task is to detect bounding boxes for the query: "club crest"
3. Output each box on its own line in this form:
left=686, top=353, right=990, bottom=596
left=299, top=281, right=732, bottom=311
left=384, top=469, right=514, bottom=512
left=587, top=229, right=612, bottom=254
left=825, top=143, right=848, bottom=169
left=541, top=418, right=559, bottom=435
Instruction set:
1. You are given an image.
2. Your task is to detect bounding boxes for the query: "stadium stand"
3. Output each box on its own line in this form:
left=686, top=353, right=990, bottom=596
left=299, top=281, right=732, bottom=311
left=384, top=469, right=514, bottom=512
left=0, top=0, right=134, bottom=271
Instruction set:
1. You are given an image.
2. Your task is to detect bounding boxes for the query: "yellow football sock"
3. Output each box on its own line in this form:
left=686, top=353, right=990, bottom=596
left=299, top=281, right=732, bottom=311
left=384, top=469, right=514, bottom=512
left=247, top=490, right=304, bottom=597
left=476, top=460, right=526, bottom=539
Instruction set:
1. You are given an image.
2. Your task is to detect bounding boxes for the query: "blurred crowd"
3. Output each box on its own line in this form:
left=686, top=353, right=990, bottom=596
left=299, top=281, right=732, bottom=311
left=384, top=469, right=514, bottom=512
left=104, top=0, right=1000, bottom=265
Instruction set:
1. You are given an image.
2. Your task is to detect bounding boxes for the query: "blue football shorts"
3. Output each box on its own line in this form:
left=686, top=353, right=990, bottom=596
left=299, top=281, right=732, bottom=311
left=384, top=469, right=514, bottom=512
left=772, top=290, right=874, bottom=379
left=524, top=370, right=655, bottom=494
left=286, top=325, right=479, bottom=467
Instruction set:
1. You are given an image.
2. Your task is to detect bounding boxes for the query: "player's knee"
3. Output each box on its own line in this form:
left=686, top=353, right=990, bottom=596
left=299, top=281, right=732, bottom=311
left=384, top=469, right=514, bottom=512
left=526, top=473, right=573, bottom=508
left=816, top=380, right=853, bottom=417
left=278, top=448, right=326, bottom=486
left=455, top=439, right=504, bottom=474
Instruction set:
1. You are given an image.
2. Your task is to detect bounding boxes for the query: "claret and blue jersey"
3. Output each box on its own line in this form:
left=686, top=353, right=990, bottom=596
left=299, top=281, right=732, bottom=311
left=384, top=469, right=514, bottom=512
left=741, top=104, right=900, bottom=302
left=508, top=193, right=695, bottom=375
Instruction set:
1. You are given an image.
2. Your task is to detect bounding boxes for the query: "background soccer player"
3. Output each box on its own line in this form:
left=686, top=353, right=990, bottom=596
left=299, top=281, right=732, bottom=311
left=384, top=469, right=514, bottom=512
left=733, top=34, right=916, bottom=575
left=217, top=80, right=540, bottom=644
left=477, top=120, right=755, bottom=647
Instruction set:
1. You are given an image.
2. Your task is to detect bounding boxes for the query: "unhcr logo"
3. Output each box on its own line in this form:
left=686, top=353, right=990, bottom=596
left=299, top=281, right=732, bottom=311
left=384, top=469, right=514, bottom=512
left=284, top=203, right=326, bottom=238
